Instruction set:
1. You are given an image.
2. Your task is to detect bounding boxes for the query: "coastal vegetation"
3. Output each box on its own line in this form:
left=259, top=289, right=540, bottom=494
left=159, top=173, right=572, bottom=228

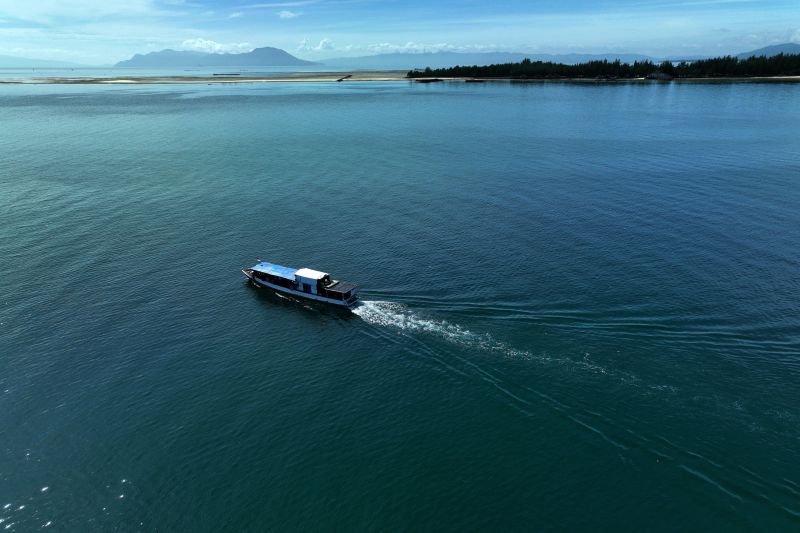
left=406, top=53, right=800, bottom=79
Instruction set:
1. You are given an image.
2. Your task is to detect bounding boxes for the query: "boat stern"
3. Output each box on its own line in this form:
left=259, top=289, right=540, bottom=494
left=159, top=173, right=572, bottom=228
left=344, top=293, right=359, bottom=308
left=320, top=280, right=358, bottom=307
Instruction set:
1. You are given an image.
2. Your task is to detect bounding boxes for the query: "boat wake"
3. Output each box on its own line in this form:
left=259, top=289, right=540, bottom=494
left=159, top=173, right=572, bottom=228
left=352, top=300, right=531, bottom=359
left=352, top=300, right=642, bottom=381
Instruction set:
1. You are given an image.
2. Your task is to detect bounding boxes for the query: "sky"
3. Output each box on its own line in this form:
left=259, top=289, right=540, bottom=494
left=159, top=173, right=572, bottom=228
left=0, top=0, right=798, bottom=64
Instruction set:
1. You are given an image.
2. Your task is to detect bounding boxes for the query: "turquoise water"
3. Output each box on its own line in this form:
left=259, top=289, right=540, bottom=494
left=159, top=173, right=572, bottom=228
left=1, top=81, right=799, bottom=531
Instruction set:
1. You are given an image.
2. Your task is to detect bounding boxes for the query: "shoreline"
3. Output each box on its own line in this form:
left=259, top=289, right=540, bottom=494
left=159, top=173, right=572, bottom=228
left=1, top=72, right=799, bottom=84
left=0, top=71, right=409, bottom=84
left=413, top=76, right=800, bottom=84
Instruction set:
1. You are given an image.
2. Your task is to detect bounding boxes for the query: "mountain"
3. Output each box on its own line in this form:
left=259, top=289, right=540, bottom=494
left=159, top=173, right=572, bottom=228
left=321, top=52, right=656, bottom=70
left=737, top=43, right=800, bottom=59
left=0, top=55, right=89, bottom=68
left=115, top=47, right=315, bottom=67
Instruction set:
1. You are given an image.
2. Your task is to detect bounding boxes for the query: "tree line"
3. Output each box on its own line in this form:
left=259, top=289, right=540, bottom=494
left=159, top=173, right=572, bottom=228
left=406, top=54, right=800, bottom=79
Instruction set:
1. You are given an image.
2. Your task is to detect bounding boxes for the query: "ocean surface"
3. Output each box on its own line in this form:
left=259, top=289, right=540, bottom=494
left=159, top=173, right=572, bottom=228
left=1, top=80, right=799, bottom=531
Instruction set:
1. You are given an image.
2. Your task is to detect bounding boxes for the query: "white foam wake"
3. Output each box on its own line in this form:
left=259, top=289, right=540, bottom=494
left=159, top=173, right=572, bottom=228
left=352, top=300, right=531, bottom=359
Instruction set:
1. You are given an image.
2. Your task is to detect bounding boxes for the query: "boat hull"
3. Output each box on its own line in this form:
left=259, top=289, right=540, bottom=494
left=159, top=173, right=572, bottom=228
left=242, top=270, right=357, bottom=308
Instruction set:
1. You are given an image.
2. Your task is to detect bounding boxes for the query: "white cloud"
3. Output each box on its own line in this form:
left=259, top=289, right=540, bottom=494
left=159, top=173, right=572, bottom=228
left=229, top=12, right=243, bottom=18
left=181, top=38, right=251, bottom=53
left=278, top=10, right=301, bottom=19
left=791, top=28, right=800, bottom=43
left=295, top=39, right=511, bottom=58
left=363, top=42, right=502, bottom=54
left=297, top=37, right=334, bottom=52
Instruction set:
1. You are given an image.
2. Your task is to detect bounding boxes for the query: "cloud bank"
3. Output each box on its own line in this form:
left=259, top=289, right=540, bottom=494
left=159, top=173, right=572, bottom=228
left=181, top=38, right=251, bottom=53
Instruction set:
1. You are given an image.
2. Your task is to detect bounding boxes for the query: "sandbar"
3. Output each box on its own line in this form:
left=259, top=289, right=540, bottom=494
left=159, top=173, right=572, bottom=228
left=0, top=71, right=409, bottom=84
left=1, top=72, right=797, bottom=85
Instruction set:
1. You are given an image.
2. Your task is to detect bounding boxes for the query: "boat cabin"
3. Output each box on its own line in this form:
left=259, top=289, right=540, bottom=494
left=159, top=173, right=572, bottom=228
left=294, top=268, right=327, bottom=294
left=294, top=267, right=357, bottom=303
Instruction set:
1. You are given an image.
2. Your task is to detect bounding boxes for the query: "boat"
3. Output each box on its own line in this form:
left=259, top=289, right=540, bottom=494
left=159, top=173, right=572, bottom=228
left=242, top=261, right=359, bottom=308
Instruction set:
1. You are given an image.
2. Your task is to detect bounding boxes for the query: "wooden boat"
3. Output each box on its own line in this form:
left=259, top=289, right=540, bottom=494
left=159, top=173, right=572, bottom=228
left=243, top=261, right=358, bottom=308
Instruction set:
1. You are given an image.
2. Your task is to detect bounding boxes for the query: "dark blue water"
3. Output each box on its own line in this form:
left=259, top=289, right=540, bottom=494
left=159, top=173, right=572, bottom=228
left=1, top=81, right=799, bottom=531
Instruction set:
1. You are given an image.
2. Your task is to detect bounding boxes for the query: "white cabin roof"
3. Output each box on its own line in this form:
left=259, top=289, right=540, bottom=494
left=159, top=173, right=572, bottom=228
left=295, top=268, right=328, bottom=280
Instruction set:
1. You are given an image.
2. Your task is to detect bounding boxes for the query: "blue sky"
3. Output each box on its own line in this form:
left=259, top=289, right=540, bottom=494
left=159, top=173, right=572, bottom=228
left=0, top=0, right=798, bottom=63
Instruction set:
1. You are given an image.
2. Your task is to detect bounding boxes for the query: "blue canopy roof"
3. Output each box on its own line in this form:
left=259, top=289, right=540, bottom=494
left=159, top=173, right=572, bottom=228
left=252, top=261, right=297, bottom=280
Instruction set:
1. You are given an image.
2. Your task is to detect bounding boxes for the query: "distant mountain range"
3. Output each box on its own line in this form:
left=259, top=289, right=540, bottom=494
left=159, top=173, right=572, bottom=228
left=0, top=54, right=88, bottom=68
left=114, top=47, right=315, bottom=67
left=737, top=43, right=800, bottom=59
left=321, top=44, right=800, bottom=69
left=320, top=52, right=656, bottom=69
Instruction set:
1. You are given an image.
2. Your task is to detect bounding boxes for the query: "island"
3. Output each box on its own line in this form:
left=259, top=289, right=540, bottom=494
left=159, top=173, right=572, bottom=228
left=115, top=46, right=315, bottom=68
left=406, top=53, right=800, bottom=81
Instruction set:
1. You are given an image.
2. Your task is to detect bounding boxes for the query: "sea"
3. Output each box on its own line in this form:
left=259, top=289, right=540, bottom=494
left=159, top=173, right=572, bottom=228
left=1, top=78, right=799, bottom=531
